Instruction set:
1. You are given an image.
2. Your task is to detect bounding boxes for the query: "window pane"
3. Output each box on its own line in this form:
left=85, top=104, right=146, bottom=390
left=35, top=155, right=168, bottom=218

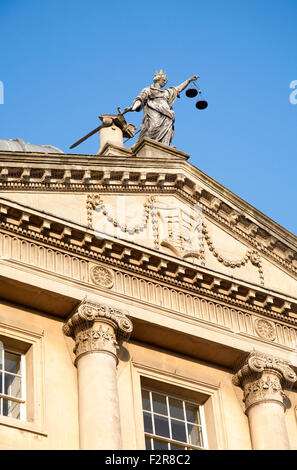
left=171, top=418, right=187, bottom=443
left=152, top=393, right=167, bottom=415
left=4, top=352, right=21, bottom=375
left=171, top=443, right=186, bottom=450
left=4, top=374, right=21, bottom=398
left=0, top=350, right=3, bottom=370
left=145, top=437, right=152, bottom=450
left=154, top=414, right=170, bottom=438
left=143, top=412, right=153, bottom=434
left=153, top=439, right=169, bottom=450
left=0, top=372, right=2, bottom=394
left=188, top=423, right=203, bottom=447
left=141, top=388, right=205, bottom=451
left=169, top=397, right=184, bottom=420
left=142, top=390, right=151, bottom=411
left=185, top=403, right=201, bottom=425
left=3, top=399, right=20, bottom=419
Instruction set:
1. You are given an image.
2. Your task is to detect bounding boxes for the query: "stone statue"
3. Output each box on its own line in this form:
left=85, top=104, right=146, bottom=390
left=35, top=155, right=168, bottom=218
left=126, top=70, right=199, bottom=146
left=70, top=70, right=199, bottom=152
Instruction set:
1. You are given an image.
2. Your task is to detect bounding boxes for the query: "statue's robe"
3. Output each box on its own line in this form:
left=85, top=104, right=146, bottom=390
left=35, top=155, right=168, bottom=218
left=134, top=86, right=180, bottom=146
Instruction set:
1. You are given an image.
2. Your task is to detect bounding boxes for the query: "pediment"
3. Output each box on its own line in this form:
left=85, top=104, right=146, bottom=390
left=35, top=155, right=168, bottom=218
left=0, top=139, right=296, bottom=298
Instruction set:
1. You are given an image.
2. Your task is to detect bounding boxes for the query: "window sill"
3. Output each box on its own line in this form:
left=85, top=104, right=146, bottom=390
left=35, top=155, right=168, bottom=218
left=0, top=415, right=47, bottom=436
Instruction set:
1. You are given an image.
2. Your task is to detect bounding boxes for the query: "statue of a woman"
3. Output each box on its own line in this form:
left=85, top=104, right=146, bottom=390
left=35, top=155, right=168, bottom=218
left=128, top=71, right=199, bottom=146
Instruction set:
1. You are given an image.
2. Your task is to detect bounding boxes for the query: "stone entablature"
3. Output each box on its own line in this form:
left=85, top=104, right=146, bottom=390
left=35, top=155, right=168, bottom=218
left=0, top=145, right=296, bottom=276
left=112, top=270, right=297, bottom=349
left=1, top=212, right=297, bottom=353
left=233, top=351, right=297, bottom=411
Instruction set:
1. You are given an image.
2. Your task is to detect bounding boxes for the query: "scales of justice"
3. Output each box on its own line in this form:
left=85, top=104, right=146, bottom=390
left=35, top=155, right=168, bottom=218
left=70, top=70, right=208, bottom=153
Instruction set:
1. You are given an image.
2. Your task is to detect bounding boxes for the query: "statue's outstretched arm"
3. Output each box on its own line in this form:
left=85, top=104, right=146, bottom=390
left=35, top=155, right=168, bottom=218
left=131, top=100, right=142, bottom=111
left=117, top=99, right=141, bottom=116
left=130, top=87, right=150, bottom=112
left=175, top=75, right=199, bottom=94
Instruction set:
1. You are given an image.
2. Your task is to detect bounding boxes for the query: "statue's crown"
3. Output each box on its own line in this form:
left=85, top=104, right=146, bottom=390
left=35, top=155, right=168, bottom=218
left=154, top=69, right=167, bottom=80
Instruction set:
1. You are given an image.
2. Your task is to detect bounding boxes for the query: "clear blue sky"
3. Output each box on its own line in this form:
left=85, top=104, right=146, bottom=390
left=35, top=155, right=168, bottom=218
left=0, top=0, right=296, bottom=234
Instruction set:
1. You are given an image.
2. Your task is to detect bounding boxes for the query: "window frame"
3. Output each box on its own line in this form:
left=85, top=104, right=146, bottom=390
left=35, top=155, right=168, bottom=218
left=129, top=359, right=227, bottom=450
left=0, top=346, right=26, bottom=421
left=142, top=387, right=208, bottom=450
left=0, top=322, right=46, bottom=436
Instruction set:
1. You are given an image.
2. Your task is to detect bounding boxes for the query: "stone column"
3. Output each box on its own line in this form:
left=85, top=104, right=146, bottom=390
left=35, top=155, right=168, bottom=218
left=233, top=351, right=297, bottom=450
left=63, top=299, right=133, bottom=450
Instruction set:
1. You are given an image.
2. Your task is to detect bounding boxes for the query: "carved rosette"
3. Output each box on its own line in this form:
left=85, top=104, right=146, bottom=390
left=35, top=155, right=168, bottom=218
left=90, top=265, right=114, bottom=289
left=232, top=351, right=297, bottom=412
left=63, top=299, right=133, bottom=363
left=254, top=319, right=276, bottom=341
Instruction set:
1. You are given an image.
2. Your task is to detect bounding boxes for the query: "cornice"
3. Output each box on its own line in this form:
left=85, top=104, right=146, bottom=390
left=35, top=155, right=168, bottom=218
left=0, top=197, right=297, bottom=327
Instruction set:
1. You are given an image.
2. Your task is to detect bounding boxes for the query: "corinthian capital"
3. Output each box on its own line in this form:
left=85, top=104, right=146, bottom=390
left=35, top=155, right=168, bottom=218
left=63, top=299, right=133, bottom=362
left=232, top=351, right=297, bottom=412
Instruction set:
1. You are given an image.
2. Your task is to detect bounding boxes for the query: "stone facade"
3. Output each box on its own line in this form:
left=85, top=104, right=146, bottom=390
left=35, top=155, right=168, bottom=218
left=0, top=132, right=296, bottom=450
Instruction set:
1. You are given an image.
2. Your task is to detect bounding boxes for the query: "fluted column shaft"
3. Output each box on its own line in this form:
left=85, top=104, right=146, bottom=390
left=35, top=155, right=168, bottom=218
left=233, top=351, right=297, bottom=450
left=63, top=299, right=133, bottom=450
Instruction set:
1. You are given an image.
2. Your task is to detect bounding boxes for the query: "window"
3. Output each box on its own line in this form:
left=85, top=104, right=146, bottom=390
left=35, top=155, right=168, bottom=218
left=0, top=341, right=26, bottom=421
left=142, top=388, right=207, bottom=450
left=0, top=317, right=45, bottom=435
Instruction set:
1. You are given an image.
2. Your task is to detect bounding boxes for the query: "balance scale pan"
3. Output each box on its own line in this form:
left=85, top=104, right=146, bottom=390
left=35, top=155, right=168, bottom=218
left=196, top=100, right=208, bottom=110
left=186, top=88, right=198, bottom=98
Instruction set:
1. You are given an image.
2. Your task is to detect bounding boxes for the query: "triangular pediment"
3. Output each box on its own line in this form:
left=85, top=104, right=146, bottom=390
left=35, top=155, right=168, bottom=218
left=0, top=139, right=296, bottom=299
